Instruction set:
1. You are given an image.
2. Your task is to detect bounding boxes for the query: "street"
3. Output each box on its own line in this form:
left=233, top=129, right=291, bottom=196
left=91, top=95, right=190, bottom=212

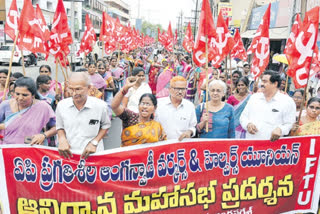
left=0, top=56, right=122, bottom=150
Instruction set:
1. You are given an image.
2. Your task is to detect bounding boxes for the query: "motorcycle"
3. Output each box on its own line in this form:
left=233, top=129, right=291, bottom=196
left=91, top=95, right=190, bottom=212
left=24, top=53, right=38, bottom=67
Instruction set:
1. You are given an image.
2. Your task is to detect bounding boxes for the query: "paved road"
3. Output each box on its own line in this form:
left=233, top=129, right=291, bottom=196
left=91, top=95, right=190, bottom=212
left=0, top=56, right=68, bottom=82
left=1, top=56, right=122, bottom=150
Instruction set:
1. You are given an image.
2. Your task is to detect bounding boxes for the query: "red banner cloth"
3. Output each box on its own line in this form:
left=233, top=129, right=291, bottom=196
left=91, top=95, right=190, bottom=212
left=1, top=136, right=320, bottom=213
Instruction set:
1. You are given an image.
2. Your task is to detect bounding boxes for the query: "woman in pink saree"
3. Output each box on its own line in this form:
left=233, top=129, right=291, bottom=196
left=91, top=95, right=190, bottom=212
left=0, top=77, right=56, bottom=145
left=156, top=59, right=174, bottom=98
left=39, top=65, right=63, bottom=101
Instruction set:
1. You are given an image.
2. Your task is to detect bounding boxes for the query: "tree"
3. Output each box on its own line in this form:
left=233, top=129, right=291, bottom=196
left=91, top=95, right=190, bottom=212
left=141, top=21, right=162, bottom=38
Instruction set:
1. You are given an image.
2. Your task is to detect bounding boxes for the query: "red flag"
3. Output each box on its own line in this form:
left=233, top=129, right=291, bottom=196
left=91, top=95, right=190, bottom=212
left=286, top=6, right=319, bottom=88
left=78, top=14, right=96, bottom=56
left=211, top=10, right=235, bottom=68
left=100, top=12, right=107, bottom=42
left=284, top=14, right=302, bottom=70
left=183, top=22, right=194, bottom=53
left=18, top=0, right=47, bottom=54
left=230, top=29, right=247, bottom=61
left=192, top=0, right=217, bottom=67
left=4, top=0, right=19, bottom=40
left=48, top=0, right=73, bottom=58
left=36, top=4, right=50, bottom=41
left=250, top=3, right=271, bottom=79
left=164, top=22, right=174, bottom=52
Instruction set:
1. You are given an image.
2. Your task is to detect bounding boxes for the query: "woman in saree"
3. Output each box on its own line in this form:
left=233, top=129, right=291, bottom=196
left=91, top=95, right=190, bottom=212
left=185, top=66, right=198, bottom=103
left=156, top=59, right=174, bottom=98
left=123, top=67, right=152, bottom=113
left=39, top=65, right=62, bottom=101
left=147, top=55, right=161, bottom=95
left=97, top=62, right=115, bottom=119
left=111, top=77, right=166, bottom=147
left=87, top=62, right=107, bottom=99
left=0, top=77, right=56, bottom=145
left=290, top=97, right=320, bottom=136
left=227, top=77, right=251, bottom=138
left=0, top=69, right=11, bottom=101
left=110, top=56, right=125, bottom=92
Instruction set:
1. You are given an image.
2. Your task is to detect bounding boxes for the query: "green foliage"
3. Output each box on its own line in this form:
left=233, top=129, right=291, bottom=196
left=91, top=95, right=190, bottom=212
left=141, top=21, right=163, bottom=38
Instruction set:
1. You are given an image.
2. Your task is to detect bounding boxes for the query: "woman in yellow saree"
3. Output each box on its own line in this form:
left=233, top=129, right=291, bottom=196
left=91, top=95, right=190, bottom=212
left=112, top=76, right=166, bottom=147
left=291, top=97, right=320, bottom=136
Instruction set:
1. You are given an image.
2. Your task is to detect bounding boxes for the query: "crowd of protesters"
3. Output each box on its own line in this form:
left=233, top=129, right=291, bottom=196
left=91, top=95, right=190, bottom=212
left=0, top=45, right=319, bottom=160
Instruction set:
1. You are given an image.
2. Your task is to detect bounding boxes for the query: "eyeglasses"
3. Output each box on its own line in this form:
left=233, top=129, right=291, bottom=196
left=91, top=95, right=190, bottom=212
left=139, top=102, right=153, bottom=107
left=68, top=87, right=85, bottom=93
left=210, top=89, right=223, bottom=93
left=293, top=96, right=303, bottom=100
left=308, top=106, right=320, bottom=110
left=172, top=87, right=186, bottom=92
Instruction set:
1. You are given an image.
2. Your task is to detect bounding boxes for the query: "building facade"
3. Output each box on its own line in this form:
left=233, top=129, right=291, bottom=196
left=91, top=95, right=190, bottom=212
left=104, top=0, right=130, bottom=24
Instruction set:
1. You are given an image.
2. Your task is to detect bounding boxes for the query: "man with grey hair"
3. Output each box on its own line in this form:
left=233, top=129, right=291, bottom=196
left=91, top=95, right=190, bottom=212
left=56, top=72, right=111, bottom=159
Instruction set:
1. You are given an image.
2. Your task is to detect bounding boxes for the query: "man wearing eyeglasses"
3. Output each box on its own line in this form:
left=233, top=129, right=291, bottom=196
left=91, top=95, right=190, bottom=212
left=155, top=76, right=197, bottom=141
left=56, top=72, right=111, bottom=159
left=240, top=70, right=296, bottom=141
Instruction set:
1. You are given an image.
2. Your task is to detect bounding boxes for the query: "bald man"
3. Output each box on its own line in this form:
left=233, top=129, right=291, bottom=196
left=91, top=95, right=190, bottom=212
left=56, top=72, right=111, bottom=159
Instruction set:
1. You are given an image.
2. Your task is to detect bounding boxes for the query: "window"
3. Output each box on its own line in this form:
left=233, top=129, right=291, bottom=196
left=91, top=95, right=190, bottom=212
left=31, top=0, right=39, bottom=5
left=47, top=2, right=53, bottom=11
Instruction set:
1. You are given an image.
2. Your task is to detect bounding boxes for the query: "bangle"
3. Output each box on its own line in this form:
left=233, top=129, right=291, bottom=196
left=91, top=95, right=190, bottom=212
left=42, top=133, right=47, bottom=138
left=122, top=88, right=128, bottom=95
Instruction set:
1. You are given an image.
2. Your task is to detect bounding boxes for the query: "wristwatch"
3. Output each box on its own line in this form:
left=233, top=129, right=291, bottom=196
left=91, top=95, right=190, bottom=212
left=90, top=140, right=99, bottom=146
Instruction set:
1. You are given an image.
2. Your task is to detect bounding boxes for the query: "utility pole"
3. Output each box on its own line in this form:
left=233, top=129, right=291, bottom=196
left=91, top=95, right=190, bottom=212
left=192, top=0, right=200, bottom=39
left=70, top=1, right=75, bottom=71
left=300, top=0, right=307, bottom=20
left=65, top=0, right=83, bottom=71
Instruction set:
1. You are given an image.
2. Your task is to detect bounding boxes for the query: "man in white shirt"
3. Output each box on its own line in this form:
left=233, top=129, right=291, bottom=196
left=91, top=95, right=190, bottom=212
left=56, top=72, right=111, bottom=159
left=155, top=76, right=197, bottom=141
left=240, top=70, right=296, bottom=141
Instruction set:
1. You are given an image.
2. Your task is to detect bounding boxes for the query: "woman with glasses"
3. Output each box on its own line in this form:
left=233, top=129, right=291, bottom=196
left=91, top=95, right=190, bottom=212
left=111, top=77, right=166, bottom=147
left=122, top=67, right=152, bottom=113
left=196, top=80, right=235, bottom=138
left=292, top=89, right=305, bottom=118
left=291, top=97, right=320, bottom=136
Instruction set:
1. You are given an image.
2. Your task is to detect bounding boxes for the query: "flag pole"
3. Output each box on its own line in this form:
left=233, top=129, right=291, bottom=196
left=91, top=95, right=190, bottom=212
left=3, top=31, right=19, bottom=101
left=284, top=73, right=289, bottom=93
left=228, top=54, right=232, bottom=93
left=297, top=50, right=315, bottom=124
left=117, top=43, right=120, bottom=65
left=20, top=50, right=26, bottom=76
left=58, top=58, right=67, bottom=81
left=205, top=35, right=209, bottom=133
left=102, top=39, right=105, bottom=58
left=55, top=59, right=59, bottom=97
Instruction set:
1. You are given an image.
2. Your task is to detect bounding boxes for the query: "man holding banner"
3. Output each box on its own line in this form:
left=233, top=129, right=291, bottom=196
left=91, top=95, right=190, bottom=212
left=240, top=70, right=296, bottom=141
left=56, top=72, right=111, bottom=159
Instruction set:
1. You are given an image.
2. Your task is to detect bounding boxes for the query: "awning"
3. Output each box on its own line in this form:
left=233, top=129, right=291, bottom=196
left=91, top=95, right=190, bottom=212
left=241, top=27, right=289, bottom=40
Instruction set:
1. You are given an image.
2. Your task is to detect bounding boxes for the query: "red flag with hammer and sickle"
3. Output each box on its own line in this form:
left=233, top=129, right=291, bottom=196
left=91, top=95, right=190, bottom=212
left=250, top=3, right=271, bottom=79
left=286, top=6, right=319, bottom=88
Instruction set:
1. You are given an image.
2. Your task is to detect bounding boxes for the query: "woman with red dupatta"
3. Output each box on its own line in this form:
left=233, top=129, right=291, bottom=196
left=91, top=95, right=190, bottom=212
left=147, top=55, right=161, bottom=95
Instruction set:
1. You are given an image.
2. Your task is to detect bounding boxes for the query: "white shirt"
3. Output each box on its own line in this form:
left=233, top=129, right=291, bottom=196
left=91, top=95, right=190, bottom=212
left=155, top=97, right=197, bottom=139
left=240, top=91, right=296, bottom=140
left=56, top=96, right=111, bottom=152
left=125, top=82, right=152, bottom=113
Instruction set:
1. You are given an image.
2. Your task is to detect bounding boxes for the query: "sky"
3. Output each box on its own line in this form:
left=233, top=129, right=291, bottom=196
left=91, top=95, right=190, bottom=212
left=123, top=0, right=197, bottom=29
